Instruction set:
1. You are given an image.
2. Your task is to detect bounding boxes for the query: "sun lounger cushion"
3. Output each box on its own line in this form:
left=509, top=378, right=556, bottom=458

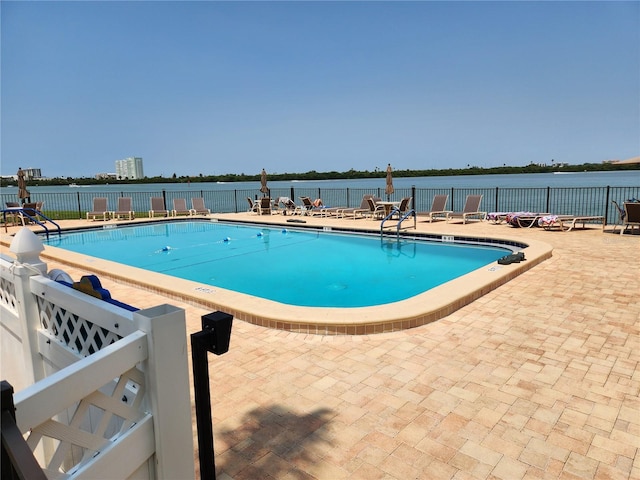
left=58, top=274, right=138, bottom=311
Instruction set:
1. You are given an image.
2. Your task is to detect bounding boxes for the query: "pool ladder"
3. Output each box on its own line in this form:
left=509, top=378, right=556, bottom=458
left=380, top=208, right=417, bottom=239
left=2, top=209, right=61, bottom=240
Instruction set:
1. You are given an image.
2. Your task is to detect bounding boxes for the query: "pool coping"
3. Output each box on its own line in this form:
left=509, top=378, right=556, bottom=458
left=1, top=217, right=553, bottom=335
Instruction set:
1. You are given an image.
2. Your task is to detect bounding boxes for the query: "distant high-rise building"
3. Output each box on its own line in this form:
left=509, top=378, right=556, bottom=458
left=23, top=168, right=42, bottom=180
left=115, top=157, right=144, bottom=180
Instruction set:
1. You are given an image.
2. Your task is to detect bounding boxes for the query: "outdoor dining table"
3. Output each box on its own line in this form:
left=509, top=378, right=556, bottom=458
left=376, top=201, right=401, bottom=217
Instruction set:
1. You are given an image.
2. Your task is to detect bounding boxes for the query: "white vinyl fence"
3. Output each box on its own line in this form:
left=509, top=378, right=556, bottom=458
left=0, top=228, right=195, bottom=479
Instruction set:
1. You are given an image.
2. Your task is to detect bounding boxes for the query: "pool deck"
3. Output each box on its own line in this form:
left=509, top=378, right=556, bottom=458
left=1, top=214, right=638, bottom=479
left=18, top=213, right=553, bottom=335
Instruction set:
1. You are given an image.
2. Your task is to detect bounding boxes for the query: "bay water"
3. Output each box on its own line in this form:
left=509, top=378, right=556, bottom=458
left=2, top=170, right=638, bottom=222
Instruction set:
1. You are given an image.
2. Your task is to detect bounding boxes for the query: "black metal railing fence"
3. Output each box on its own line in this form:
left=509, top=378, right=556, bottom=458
left=2, top=185, right=638, bottom=225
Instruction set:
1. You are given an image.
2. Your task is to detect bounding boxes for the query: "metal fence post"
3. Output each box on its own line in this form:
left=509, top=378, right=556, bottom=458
left=191, top=311, right=233, bottom=480
left=546, top=186, right=551, bottom=214
left=604, top=185, right=610, bottom=223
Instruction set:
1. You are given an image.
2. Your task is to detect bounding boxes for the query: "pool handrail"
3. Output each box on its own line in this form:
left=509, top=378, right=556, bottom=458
left=380, top=207, right=417, bottom=239
left=1, top=208, right=61, bottom=239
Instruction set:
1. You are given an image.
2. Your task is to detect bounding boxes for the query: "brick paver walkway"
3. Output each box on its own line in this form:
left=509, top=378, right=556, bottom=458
left=9, top=215, right=638, bottom=479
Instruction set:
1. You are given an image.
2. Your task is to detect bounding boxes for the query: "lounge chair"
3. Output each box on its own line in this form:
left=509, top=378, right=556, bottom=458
left=86, top=197, right=110, bottom=221
left=318, top=206, right=344, bottom=217
left=298, top=197, right=342, bottom=217
left=279, top=197, right=303, bottom=215
left=149, top=197, right=169, bottom=218
left=537, top=214, right=605, bottom=231
left=486, top=212, right=510, bottom=224
left=337, top=195, right=374, bottom=219
left=446, top=195, right=486, bottom=224
left=620, top=202, right=640, bottom=235
left=418, top=195, right=451, bottom=222
left=505, top=212, right=550, bottom=228
left=257, top=197, right=273, bottom=215
left=299, top=196, right=329, bottom=216
left=191, top=197, right=211, bottom=215
left=172, top=198, right=194, bottom=217
left=113, top=197, right=135, bottom=220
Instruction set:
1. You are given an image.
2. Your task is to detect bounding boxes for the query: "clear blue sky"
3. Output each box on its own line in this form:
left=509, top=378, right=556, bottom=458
left=2, top=1, right=638, bottom=179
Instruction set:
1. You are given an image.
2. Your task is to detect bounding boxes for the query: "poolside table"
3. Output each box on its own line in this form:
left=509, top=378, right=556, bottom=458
left=376, top=201, right=401, bottom=218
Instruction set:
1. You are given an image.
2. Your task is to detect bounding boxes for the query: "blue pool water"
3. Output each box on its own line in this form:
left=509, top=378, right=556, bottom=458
left=46, top=222, right=510, bottom=307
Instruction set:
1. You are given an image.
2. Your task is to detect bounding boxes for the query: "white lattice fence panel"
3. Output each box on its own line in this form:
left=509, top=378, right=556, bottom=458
left=0, top=274, right=18, bottom=314
left=24, top=366, right=147, bottom=478
left=16, top=332, right=150, bottom=479
left=37, top=297, right=122, bottom=357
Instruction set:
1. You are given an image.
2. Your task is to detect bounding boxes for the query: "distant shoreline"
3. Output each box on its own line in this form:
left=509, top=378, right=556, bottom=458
left=1, top=162, right=638, bottom=188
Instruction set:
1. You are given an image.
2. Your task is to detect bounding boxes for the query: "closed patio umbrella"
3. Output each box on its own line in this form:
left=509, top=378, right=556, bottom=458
left=260, top=168, right=269, bottom=197
left=385, top=164, right=394, bottom=200
left=17, top=168, right=31, bottom=204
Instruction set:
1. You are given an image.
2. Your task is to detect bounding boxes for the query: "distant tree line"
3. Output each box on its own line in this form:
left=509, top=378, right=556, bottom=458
left=1, top=162, right=637, bottom=187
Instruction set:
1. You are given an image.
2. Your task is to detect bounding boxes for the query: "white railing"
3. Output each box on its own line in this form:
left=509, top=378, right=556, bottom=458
left=0, top=228, right=195, bottom=479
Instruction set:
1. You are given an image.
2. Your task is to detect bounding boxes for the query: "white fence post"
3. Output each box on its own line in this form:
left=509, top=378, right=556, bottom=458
left=8, top=228, right=48, bottom=387
left=134, top=304, right=195, bottom=480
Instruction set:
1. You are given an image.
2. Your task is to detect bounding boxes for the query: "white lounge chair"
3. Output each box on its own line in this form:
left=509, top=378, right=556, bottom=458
left=446, top=195, right=486, bottom=224
left=172, top=198, right=194, bottom=217
left=86, top=197, right=110, bottom=221
left=537, top=214, right=605, bottom=231
left=113, top=197, right=135, bottom=220
left=419, top=194, right=451, bottom=222
left=337, top=195, right=375, bottom=219
left=279, top=197, right=303, bottom=215
left=149, top=197, right=169, bottom=218
left=192, top=197, right=211, bottom=215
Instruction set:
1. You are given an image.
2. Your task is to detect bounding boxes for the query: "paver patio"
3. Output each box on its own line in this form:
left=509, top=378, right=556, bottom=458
left=2, top=213, right=638, bottom=479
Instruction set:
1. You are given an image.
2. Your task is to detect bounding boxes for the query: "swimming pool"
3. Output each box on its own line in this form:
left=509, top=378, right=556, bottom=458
left=32, top=217, right=551, bottom=334
left=46, top=221, right=511, bottom=308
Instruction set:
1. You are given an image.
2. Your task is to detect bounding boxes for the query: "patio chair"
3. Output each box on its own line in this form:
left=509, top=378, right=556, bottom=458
left=257, top=197, right=273, bottom=215
left=247, top=197, right=259, bottom=214
left=365, top=197, right=386, bottom=220
left=172, top=198, right=194, bottom=217
left=446, top=195, right=486, bottom=224
left=337, top=194, right=374, bottom=219
left=86, top=197, right=110, bottom=221
left=620, top=202, right=640, bottom=235
left=113, top=197, right=135, bottom=220
left=4, top=202, right=23, bottom=227
left=393, top=197, right=413, bottom=218
left=191, top=197, right=211, bottom=215
left=149, top=197, right=169, bottom=218
left=418, top=194, right=451, bottom=222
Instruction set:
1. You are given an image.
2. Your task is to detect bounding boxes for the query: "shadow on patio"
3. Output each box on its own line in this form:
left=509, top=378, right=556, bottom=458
left=215, top=405, right=334, bottom=479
